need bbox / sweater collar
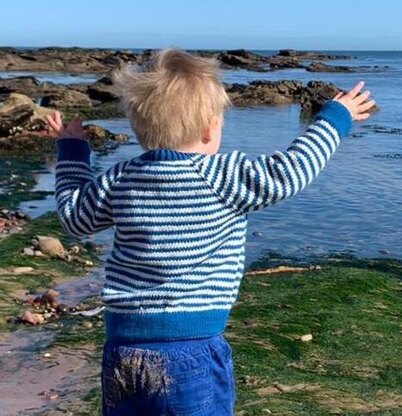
[140,148,200,161]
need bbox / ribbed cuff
[56,138,91,164]
[316,100,353,139]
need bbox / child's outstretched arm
[195,81,375,214]
[47,112,127,237]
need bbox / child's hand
[45,111,86,140]
[333,81,376,121]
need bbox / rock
[300,81,341,116]
[268,56,302,69]
[43,352,52,358]
[69,245,80,254]
[22,247,34,256]
[37,236,65,257]
[84,124,129,152]
[20,310,45,325]
[226,80,303,106]
[300,334,313,342]
[87,76,118,103]
[276,49,353,60]
[13,266,34,274]
[307,62,354,73]
[0,93,55,138]
[217,50,270,72]
[41,89,93,108]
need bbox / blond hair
[112,49,230,150]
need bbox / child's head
[113,49,230,154]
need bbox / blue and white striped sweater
[55,100,352,342]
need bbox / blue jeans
[101,334,236,415]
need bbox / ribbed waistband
[104,309,230,343]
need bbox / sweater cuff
[316,100,353,139]
[57,138,91,164]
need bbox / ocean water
[4,50,402,265]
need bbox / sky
[1,0,401,51]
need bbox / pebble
[23,247,35,256]
[85,260,94,267]
[13,266,34,274]
[81,321,94,329]
[70,245,80,254]
[43,352,52,358]
[300,334,313,342]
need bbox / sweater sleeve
[55,138,127,237]
[192,100,352,214]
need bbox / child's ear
[201,116,220,144]
[201,122,213,144]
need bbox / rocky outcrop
[41,89,93,108]
[0,47,358,75]
[0,93,128,153]
[306,62,355,73]
[276,49,353,60]
[0,93,54,138]
[268,56,303,69]
[299,81,341,116]
[226,80,303,106]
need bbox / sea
[2,50,402,265]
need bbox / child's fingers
[347,81,365,99]
[355,113,371,121]
[354,90,371,105]
[333,92,343,100]
[45,114,61,132]
[55,111,63,127]
[358,99,376,113]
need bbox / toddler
[46,49,375,416]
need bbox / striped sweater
[55,100,352,342]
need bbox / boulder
[41,89,92,108]
[276,49,352,60]
[37,236,65,257]
[226,80,303,106]
[86,76,118,103]
[307,62,354,73]
[268,56,303,69]
[300,81,341,116]
[0,93,54,138]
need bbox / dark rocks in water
[41,89,93,108]
[300,81,341,116]
[86,75,118,103]
[268,56,303,69]
[217,50,271,72]
[0,76,73,101]
[277,49,353,60]
[306,62,355,73]
[0,93,54,138]
[84,124,128,152]
[226,80,303,106]
[0,76,41,97]
[362,125,402,135]
[0,93,128,153]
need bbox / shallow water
[5,51,402,264]
[0,71,99,84]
